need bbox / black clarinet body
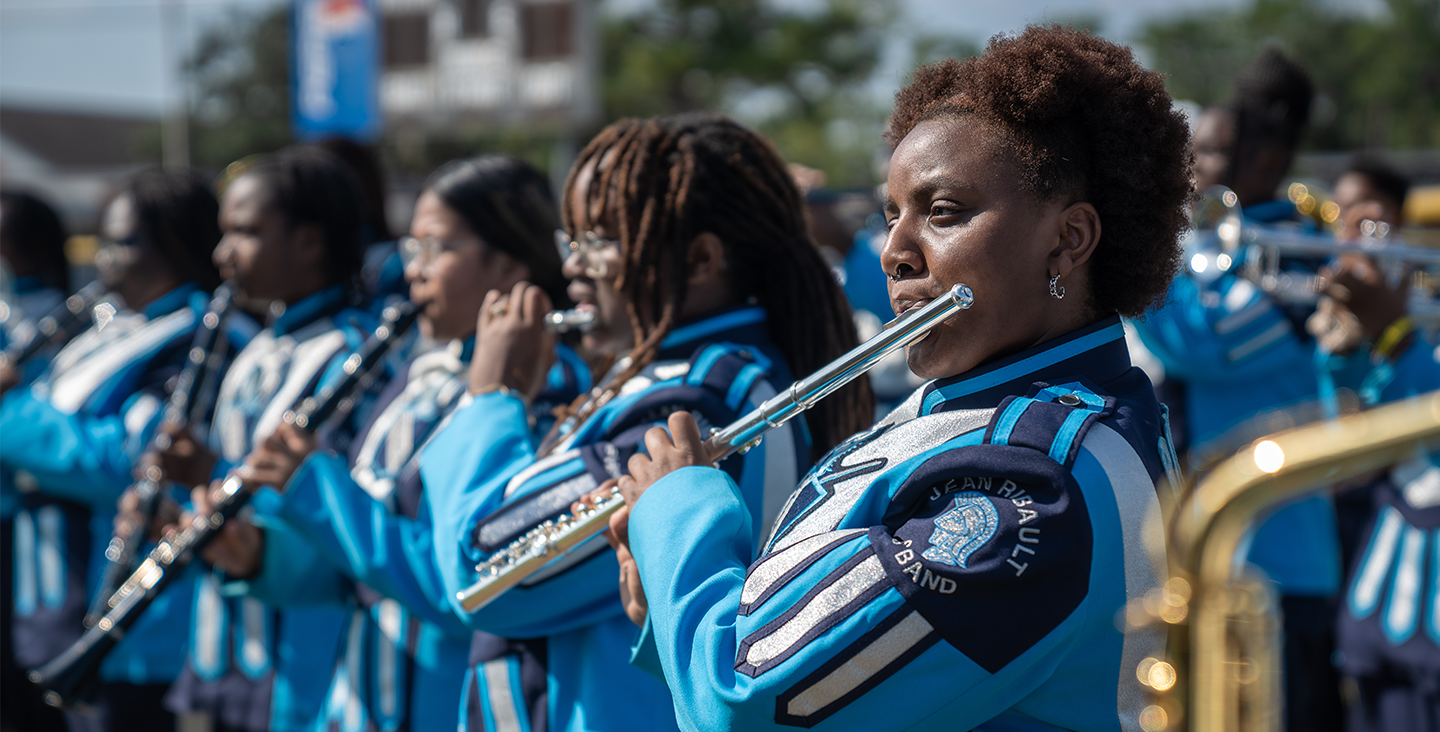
[84,284,236,629]
[28,300,419,709]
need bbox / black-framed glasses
[554,229,618,279]
[399,236,481,269]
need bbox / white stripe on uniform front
[743,555,886,670]
[240,597,270,675]
[1225,320,1290,363]
[343,609,365,732]
[13,509,36,615]
[1213,299,1273,336]
[482,658,522,732]
[1083,424,1168,732]
[742,530,867,607]
[377,600,402,718]
[1351,507,1405,618]
[1384,525,1427,643]
[746,380,798,550]
[194,574,225,676]
[49,308,195,413]
[784,610,934,719]
[36,505,65,608]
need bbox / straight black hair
[424,155,569,307]
[125,169,223,291]
[0,190,70,293]
[241,146,366,292]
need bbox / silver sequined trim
[784,610,934,718]
[742,530,866,607]
[743,554,885,670]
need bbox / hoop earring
[1049,273,1065,300]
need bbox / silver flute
[544,309,597,334]
[455,282,975,612]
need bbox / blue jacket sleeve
[1134,274,1313,384]
[226,486,352,607]
[0,387,165,507]
[628,461,1100,732]
[420,391,622,637]
[277,451,471,635]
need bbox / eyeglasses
[554,229,618,279]
[399,236,481,269]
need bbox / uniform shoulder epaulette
[981,379,1115,469]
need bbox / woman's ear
[1048,202,1101,279]
[686,231,728,287]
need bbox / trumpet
[85,284,236,630]
[1185,186,1440,307]
[455,283,976,612]
[0,281,111,372]
[544,308,596,334]
[28,300,420,709]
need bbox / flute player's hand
[616,411,710,507]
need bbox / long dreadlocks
[560,112,874,460]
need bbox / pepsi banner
[292,0,381,140]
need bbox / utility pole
[159,0,189,169]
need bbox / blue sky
[0,0,1266,116]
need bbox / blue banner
[292,0,381,141]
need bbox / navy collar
[141,283,202,320]
[271,286,349,336]
[656,305,768,360]
[919,316,1130,415]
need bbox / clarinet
[28,300,420,709]
[0,281,110,371]
[84,284,236,629]
[455,283,975,612]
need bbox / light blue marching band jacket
[0,276,68,522]
[166,285,375,732]
[424,306,812,732]
[0,276,68,396]
[1131,201,1339,597]
[628,316,1178,731]
[1,283,254,685]
[249,337,588,732]
[1327,333,1440,711]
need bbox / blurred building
[377,0,600,133]
[0,104,156,232]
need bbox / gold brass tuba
[1133,390,1440,731]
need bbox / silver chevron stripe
[784,610,934,719]
[769,407,994,554]
[742,554,886,670]
[741,529,866,607]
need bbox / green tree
[185,5,293,170]
[601,0,898,187]
[1140,0,1440,150]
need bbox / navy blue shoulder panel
[981,379,1114,469]
[874,443,1093,674]
[471,343,775,553]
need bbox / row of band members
[0,27,1431,732]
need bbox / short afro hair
[886,25,1193,318]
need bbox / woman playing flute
[608,26,1193,732]
[422,112,874,731]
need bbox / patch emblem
[922,491,997,568]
